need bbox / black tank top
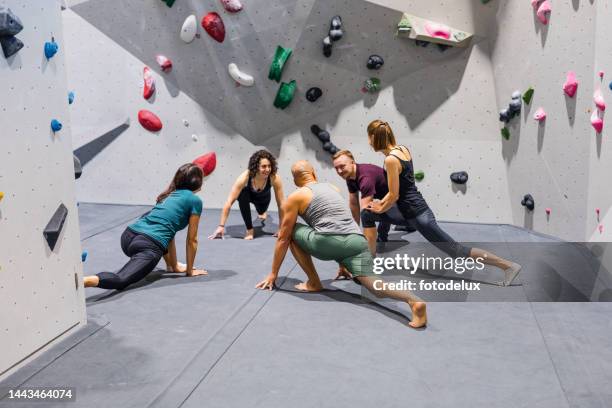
[384,146,429,218]
[247,174,272,198]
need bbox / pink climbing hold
[424,22,451,40]
[591,111,604,133]
[143,67,155,100]
[220,0,243,13]
[563,71,578,98]
[533,107,547,122]
[599,71,605,79]
[156,55,173,72]
[545,208,551,215]
[536,0,551,25]
[201,12,225,43]
[594,90,606,111]
[599,224,604,234]
[138,110,163,132]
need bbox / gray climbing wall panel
[64,0,513,225]
[0,0,86,380]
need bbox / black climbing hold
[73,155,82,179]
[43,203,68,251]
[450,171,468,184]
[367,54,384,70]
[323,36,332,57]
[310,124,322,136]
[322,141,333,152]
[328,144,339,155]
[508,99,522,116]
[0,7,23,36]
[306,87,323,102]
[317,130,331,143]
[330,15,342,30]
[415,40,429,47]
[0,35,23,58]
[437,44,450,52]
[521,194,535,211]
[499,108,511,123]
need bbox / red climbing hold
[156,55,173,72]
[201,12,225,43]
[138,110,163,132]
[143,67,155,100]
[193,152,217,176]
[220,0,243,13]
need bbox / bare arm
[163,239,178,270]
[209,171,248,239]
[185,214,204,276]
[370,156,400,213]
[349,192,361,225]
[271,174,285,222]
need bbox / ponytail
[156,163,204,204]
[367,119,396,151]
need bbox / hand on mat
[366,201,384,214]
[273,230,279,237]
[208,226,225,239]
[334,265,352,280]
[167,262,187,273]
[187,268,208,277]
[255,274,276,291]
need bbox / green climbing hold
[274,80,296,109]
[268,45,292,82]
[397,15,411,34]
[501,127,510,140]
[161,0,176,7]
[364,77,381,93]
[522,87,534,104]
[414,170,425,182]
[481,0,492,3]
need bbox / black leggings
[361,205,410,240]
[238,187,271,230]
[404,208,472,258]
[96,228,164,290]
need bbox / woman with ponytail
[84,163,208,291]
[365,120,522,287]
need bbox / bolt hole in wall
[2,0,612,403]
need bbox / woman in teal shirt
[84,163,207,290]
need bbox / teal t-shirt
[129,189,203,249]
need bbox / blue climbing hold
[50,119,62,132]
[609,81,612,91]
[44,38,58,59]
[68,91,75,104]
[81,251,88,262]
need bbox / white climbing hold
[533,107,546,122]
[511,90,521,100]
[183,119,189,127]
[228,63,254,87]
[220,0,243,13]
[192,134,198,142]
[181,15,197,43]
[594,89,606,112]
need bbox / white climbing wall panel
[0,0,86,379]
[65,0,513,224]
[489,0,598,241]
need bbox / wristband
[218,224,225,227]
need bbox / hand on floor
[255,274,276,291]
[167,262,187,273]
[334,265,352,280]
[208,226,225,239]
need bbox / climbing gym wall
[0,0,86,379]
[64,0,513,224]
[489,0,601,241]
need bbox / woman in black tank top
[209,150,285,240]
[365,120,521,287]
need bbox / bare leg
[469,248,521,286]
[84,275,99,288]
[356,275,427,328]
[289,240,323,292]
[244,229,255,240]
[363,227,378,256]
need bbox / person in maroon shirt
[332,150,414,255]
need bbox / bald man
[255,160,427,328]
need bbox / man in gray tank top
[255,160,427,329]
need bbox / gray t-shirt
[300,183,362,235]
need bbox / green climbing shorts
[291,223,374,278]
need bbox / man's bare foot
[84,276,99,288]
[244,229,254,240]
[294,280,323,292]
[334,265,352,280]
[502,262,522,286]
[408,302,427,328]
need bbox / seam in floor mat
[145,263,299,408]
